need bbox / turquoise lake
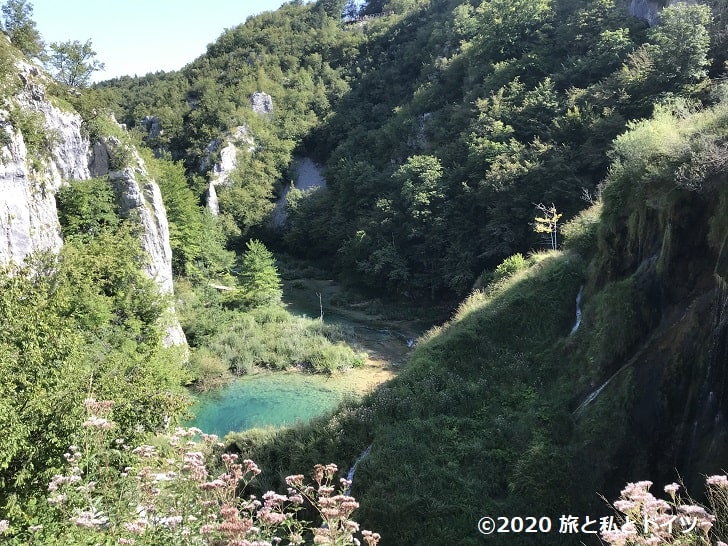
[188,372,355,437]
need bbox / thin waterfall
[570,285,583,335]
[345,445,372,496]
[572,326,663,418]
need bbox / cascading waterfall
[345,445,372,496]
[572,378,613,418]
[572,325,664,418]
[570,285,583,335]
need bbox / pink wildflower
[132,445,156,458]
[286,474,305,487]
[82,415,115,429]
[244,459,261,475]
[613,499,636,513]
[664,482,680,496]
[123,520,147,535]
[262,491,288,508]
[0,520,8,534]
[159,515,183,529]
[83,397,114,414]
[361,530,381,546]
[259,508,287,525]
[70,508,108,528]
[707,475,728,488]
[47,493,67,504]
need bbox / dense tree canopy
[97,0,719,301]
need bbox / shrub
[56,177,119,240]
[492,252,529,283]
[187,347,234,392]
[0,397,381,546]
[8,104,59,169]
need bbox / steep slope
[570,101,728,500]
[0,62,86,264]
[227,98,728,545]
[0,43,185,346]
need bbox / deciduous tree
[0,0,42,57]
[46,39,104,87]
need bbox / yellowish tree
[534,203,562,250]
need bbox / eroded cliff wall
[0,61,186,347]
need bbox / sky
[29,1,291,82]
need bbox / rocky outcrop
[92,137,187,347]
[201,93,272,213]
[200,125,254,215]
[140,115,162,140]
[0,63,89,265]
[0,62,186,347]
[207,182,220,216]
[251,91,273,114]
[271,156,327,228]
[629,0,700,25]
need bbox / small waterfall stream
[572,377,614,418]
[345,445,372,496]
[570,286,583,335]
[573,325,664,418]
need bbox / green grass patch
[177,280,364,388]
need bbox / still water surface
[189,372,353,436]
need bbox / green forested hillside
[230,97,728,545]
[100,0,715,299]
[3,0,728,544]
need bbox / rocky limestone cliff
[629,0,700,25]
[0,63,186,347]
[200,124,253,215]
[85,136,187,347]
[201,92,271,214]
[251,91,273,114]
[0,63,87,265]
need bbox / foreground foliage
[602,478,728,545]
[0,228,189,518]
[0,398,380,546]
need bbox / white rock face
[0,63,186,347]
[201,125,254,214]
[94,138,187,347]
[201,94,272,213]
[110,168,187,347]
[110,166,175,296]
[0,67,89,265]
[251,91,273,114]
[629,0,700,25]
[272,156,327,228]
[207,182,219,216]
[210,141,240,185]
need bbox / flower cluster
[602,476,728,546]
[82,397,115,430]
[0,398,379,546]
[285,464,381,546]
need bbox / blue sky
[30,1,290,81]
